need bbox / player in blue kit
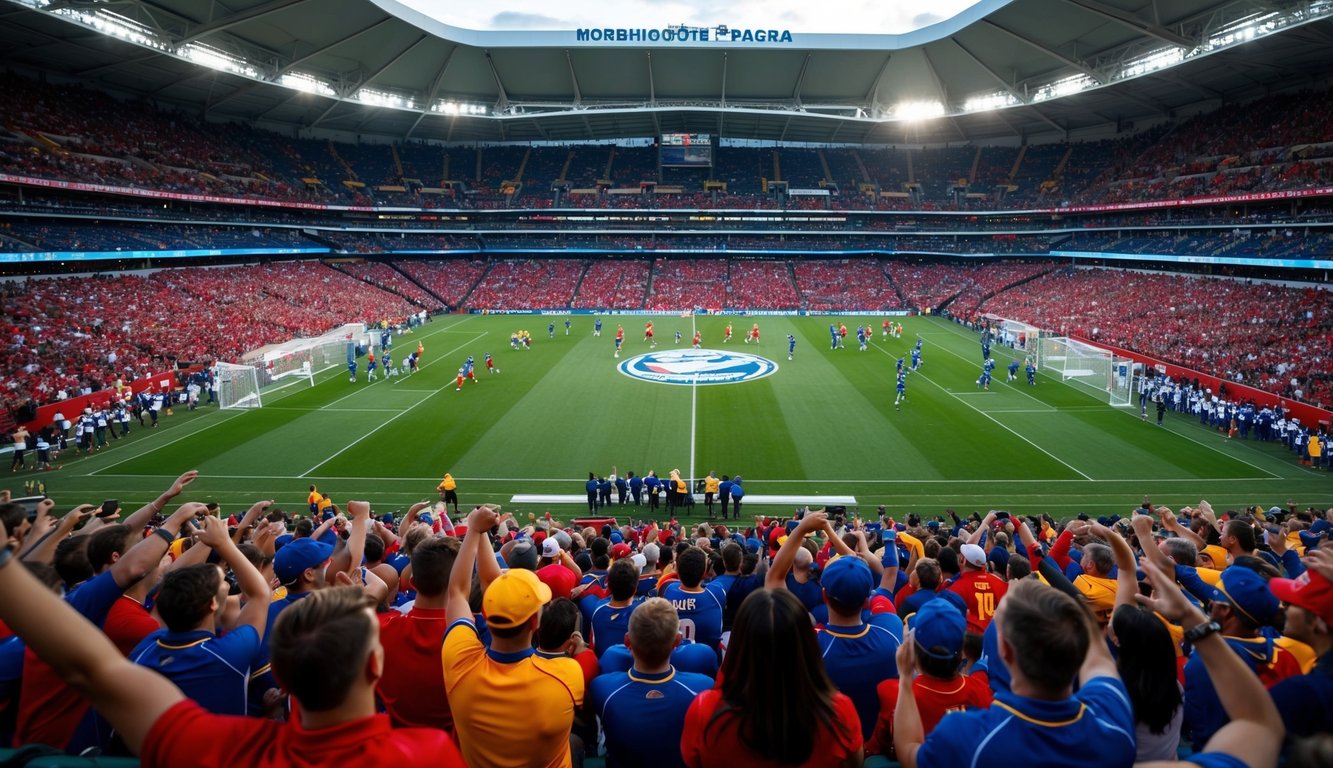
[593,317,602,337]
[895,371,907,410]
[1008,359,1021,382]
[910,347,922,371]
[347,358,357,382]
[548,322,556,339]
[897,357,905,376]
[830,324,840,350]
[659,548,725,655]
[675,330,683,345]
[1026,358,1037,385]
[977,368,992,390]
[787,334,796,360]
[857,326,868,352]
[564,318,571,335]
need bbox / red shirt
[947,570,1008,633]
[535,563,579,600]
[376,607,453,732]
[141,698,463,768]
[103,595,161,657]
[680,688,862,768]
[865,671,992,757]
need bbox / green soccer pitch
[28,314,1330,521]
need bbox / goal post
[1038,336,1133,407]
[215,362,261,410]
[989,316,1043,356]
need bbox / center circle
[617,348,779,386]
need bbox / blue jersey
[917,677,1134,768]
[915,338,923,351]
[897,376,907,394]
[911,350,921,364]
[788,335,796,352]
[897,358,905,373]
[984,358,996,372]
[817,619,904,740]
[129,627,260,716]
[589,667,714,768]
[589,598,643,657]
[1009,361,1021,374]
[383,352,392,368]
[660,581,726,653]
[595,319,603,331]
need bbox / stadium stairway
[389,262,451,308]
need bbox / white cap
[960,544,988,568]
[631,553,647,571]
[541,538,561,559]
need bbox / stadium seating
[465,259,585,309]
[571,260,651,309]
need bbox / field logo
[618,348,777,386]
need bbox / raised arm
[893,638,925,768]
[194,516,270,637]
[447,506,499,625]
[230,500,272,545]
[123,470,199,531]
[1135,558,1283,768]
[967,512,997,546]
[21,504,95,563]
[764,512,826,590]
[1159,507,1204,549]
[1131,515,1174,573]
[1090,523,1138,609]
[0,518,184,754]
[112,503,206,589]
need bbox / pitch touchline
[88,473,1280,484]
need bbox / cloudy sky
[397,0,985,35]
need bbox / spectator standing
[444,505,584,768]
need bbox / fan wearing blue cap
[1182,565,1301,748]
[765,511,903,744]
[865,599,992,757]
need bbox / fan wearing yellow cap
[443,505,585,768]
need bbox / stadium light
[962,92,1020,113]
[180,43,259,78]
[280,72,336,97]
[357,88,417,110]
[892,100,946,121]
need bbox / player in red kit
[692,330,702,349]
[723,323,733,343]
[456,368,465,392]
[644,321,655,347]
[614,325,625,358]
[749,323,760,344]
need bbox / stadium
[0,0,1331,765]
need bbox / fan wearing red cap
[443,506,584,768]
[1268,551,1333,737]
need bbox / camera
[14,495,46,523]
[98,499,120,518]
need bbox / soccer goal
[215,362,262,410]
[1039,336,1134,407]
[990,316,1042,354]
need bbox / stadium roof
[2,0,1333,144]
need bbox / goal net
[988,316,1042,354]
[215,362,261,410]
[1038,337,1134,407]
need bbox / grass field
[24,314,1330,521]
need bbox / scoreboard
[660,133,713,167]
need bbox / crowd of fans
[2,262,421,412]
[975,268,1333,407]
[4,74,1333,213]
[0,479,1326,767]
